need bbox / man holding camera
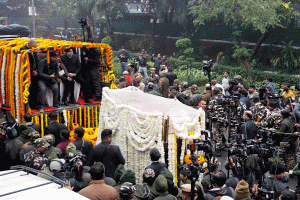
[118,47,129,73]
[136,50,148,78]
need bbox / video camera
[78,18,87,27]
[203,60,213,72]
[257,188,275,200]
[66,154,87,173]
[187,139,213,153]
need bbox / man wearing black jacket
[136,50,148,78]
[73,127,93,158]
[146,148,167,179]
[172,86,188,105]
[241,111,258,140]
[44,112,67,146]
[20,39,39,109]
[82,47,102,102]
[37,51,62,111]
[60,48,85,105]
[117,47,129,73]
[151,54,163,75]
[166,67,177,86]
[87,129,125,178]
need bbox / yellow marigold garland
[84,107,86,128]
[174,134,178,186]
[41,114,44,137]
[91,107,94,128]
[87,107,90,128]
[79,107,82,126]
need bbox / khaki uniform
[159,77,169,98]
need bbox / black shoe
[62,101,69,106]
[70,99,78,104]
[85,99,92,104]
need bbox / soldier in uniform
[158,71,169,98]
[208,88,227,155]
[275,109,298,170]
[181,82,192,101]
[250,94,270,124]
[23,138,49,171]
[259,99,282,130]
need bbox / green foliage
[188,0,296,33]
[174,67,208,85]
[279,41,300,72]
[101,36,113,46]
[149,43,159,55]
[232,45,252,61]
[175,38,192,50]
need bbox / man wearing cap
[37,50,62,112]
[23,138,49,171]
[150,68,159,84]
[44,134,63,158]
[158,71,169,98]
[60,48,85,105]
[241,111,258,140]
[181,82,192,101]
[118,47,130,73]
[119,182,136,200]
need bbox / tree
[188,0,297,84]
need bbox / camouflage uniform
[259,108,282,130]
[158,77,169,98]
[182,89,193,101]
[250,103,270,123]
[208,94,227,148]
[24,149,48,171]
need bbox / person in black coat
[166,67,177,86]
[44,112,68,146]
[81,47,102,103]
[145,148,167,179]
[20,40,40,109]
[241,111,258,140]
[87,129,125,178]
[60,48,85,105]
[72,127,93,159]
[151,54,163,75]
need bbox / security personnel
[158,71,169,98]
[250,94,270,123]
[208,88,227,152]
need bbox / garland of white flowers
[15,53,21,122]
[98,87,164,184]
[1,52,6,103]
[63,110,68,127]
[168,133,176,182]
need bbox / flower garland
[92,107,95,128]
[87,107,90,128]
[15,53,21,122]
[68,110,70,130]
[45,114,48,126]
[174,134,178,186]
[1,52,6,103]
[57,113,60,123]
[84,107,86,128]
[75,110,78,124]
[79,107,82,126]
[41,114,44,137]
[63,110,68,127]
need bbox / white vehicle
[0,166,88,200]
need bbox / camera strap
[97,144,110,162]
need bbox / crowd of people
[1,42,300,199]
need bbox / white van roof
[0,170,88,200]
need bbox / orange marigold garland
[91,106,94,128]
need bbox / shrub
[101,36,113,46]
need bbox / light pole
[29,0,36,37]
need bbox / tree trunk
[248,31,269,63]
[241,59,253,85]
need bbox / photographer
[201,157,221,193]
[117,47,130,73]
[253,162,289,197]
[136,50,148,78]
